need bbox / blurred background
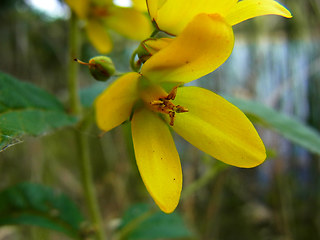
[0,0,319,239]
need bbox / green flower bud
[75,56,115,81]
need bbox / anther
[166,86,178,100]
[149,86,188,126]
[169,112,175,126]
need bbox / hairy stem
[68,11,81,115]
[68,11,106,240]
[76,127,106,240]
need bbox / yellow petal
[95,72,140,132]
[65,0,89,18]
[136,38,173,65]
[142,38,173,55]
[103,6,153,40]
[92,0,113,5]
[86,20,112,53]
[146,0,167,22]
[132,0,149,12]
[147,0,237,35]
[131,108,182,213]
[225,0,292,26]
[141,14,234,84]
[170,87,266,168]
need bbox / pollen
[150,86,188,126]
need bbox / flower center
[150,86,188,126]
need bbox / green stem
[129,28,160,72]
[130,48,140,72]
[150,28,160,37]
[76,127,106,240]
[68,11,106,240]
[68,11,81,115]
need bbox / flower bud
[88,56,115,81]
[75,56,115,81]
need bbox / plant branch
[68,11,81,115]
[68,11,106,240]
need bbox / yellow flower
[147,0,292,35]
[65,0,153,53]
[95,14,266,213]
[133,0,292,69]
[132,0,149,12]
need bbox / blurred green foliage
[0,72,77,150]
[0,182,85,238]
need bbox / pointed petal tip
[226,0,293,26]
[148,183,181,214]
[237,145,267,169]
[284,9,293,19]
[152,187,181,214]
[276,3,293,19]
[157,200,179,214]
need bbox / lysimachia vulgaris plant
[65,0,153,53]
[94,0,292,213]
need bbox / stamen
[169,112,175,126]
[175,105,188,113]
[166,85,178,100]
[150,86,188,126]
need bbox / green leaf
[0,72,77,151]
[227,97,320,155]
[0,182,85,239]
[117,203,193,240]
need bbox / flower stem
[130,48,140,72]
[76,127,106,240]
[129,29,160,72]
[68,11,81,115]
[150,28,160,37]
[68,11,106,240]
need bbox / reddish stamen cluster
[150,86,188,126]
